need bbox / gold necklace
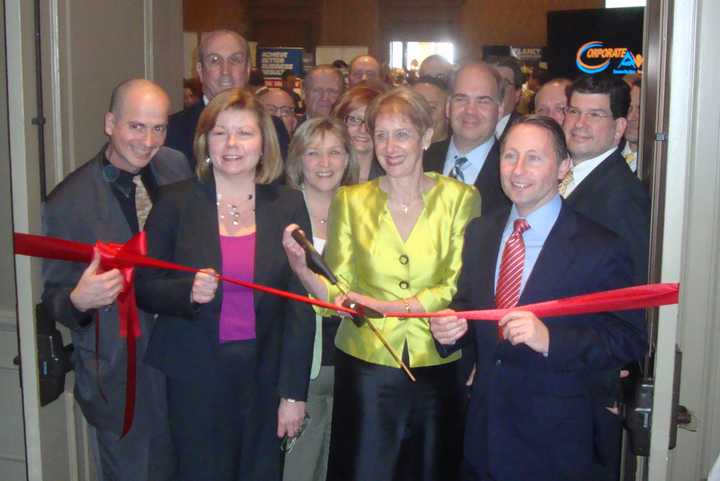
[391,194,422,215]
[301,186,329,225]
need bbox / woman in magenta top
[136,88,314,481]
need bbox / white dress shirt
[442,136,496,185]
[563,146,618,197]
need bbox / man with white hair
[165,30,289,167]
[259,88,298,136]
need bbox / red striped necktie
[495,218,531,336]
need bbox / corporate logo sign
[576,41,643,75]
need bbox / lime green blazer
[321,173,481,368]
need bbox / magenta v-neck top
[219,233,256,342]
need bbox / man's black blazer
[423,138,510,216]
[41,147,190,439]
[135,175,315,401]
[565,148,650,284]
[496,110,522,144]
[165,100,290,170]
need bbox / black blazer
[449,204,647,481]
[136,176,315,400]
[165,100,290,170]
[423,138,510,215]
[565,148,650,284]
[496,110,522,144]
[41,147,191,436]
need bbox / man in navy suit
[430,116,647,481]
[561,75,649,285]
[165,29,288,169]
[561,75,651,479]
[423,62,510,215]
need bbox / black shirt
[101,153,159,234]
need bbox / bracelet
[285,398,297,403]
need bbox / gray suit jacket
[41,145,191,436]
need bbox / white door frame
[648,0,720,479]
[6,0,45,479]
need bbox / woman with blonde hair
[283,87,481,481]
[137,88,315,481]
[283,116,358,481]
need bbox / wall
[45,0,184,178]
[0,1,25,477]
[666,0,720,477]
[459,0,602,58]
[3,1,185,479]
[182,0,603,61]
[0,0,16,312]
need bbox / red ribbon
[385,283,680,320]
[14,232,681,433]
[15,232,145,437]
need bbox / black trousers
[326,350,464,481]
[167,340,283,481]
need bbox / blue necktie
[450,156,468,183]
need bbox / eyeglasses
[280,413,311,453]
[536,105,566,117]
[345,114,366,127]
[265,105,295,118]
[202,53,247,70]
[350,70,379,80]
[565,107,612,122]
[309,87,340,99]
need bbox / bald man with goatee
[42,79,191,481]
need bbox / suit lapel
[566,149,622,204]
[520,204,579,304]
[193,176,222,271]
[479,210,508,303]
[89,150,134,242]
[253,184,276,311]
[423,138,451,173]
[189,177,223,344]
[474,141,500,192]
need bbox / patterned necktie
[450,156,468,183]
[558,168,574,198]
[133,175,152,231]
[624,150,637,173]
[495,218,531,337]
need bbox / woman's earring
[206,157,211,164]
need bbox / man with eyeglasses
[165,29,289,168]
[533,77,572,126]
[259,88,298,136]
[302,65,344,120]
[561,74,650,481]
[348,54,382,87]
[424,62,511,216]
[418,54,453,84]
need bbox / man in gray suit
[42,79,191,481]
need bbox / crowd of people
[41,27,649,481]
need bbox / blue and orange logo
[576,41,643,75]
